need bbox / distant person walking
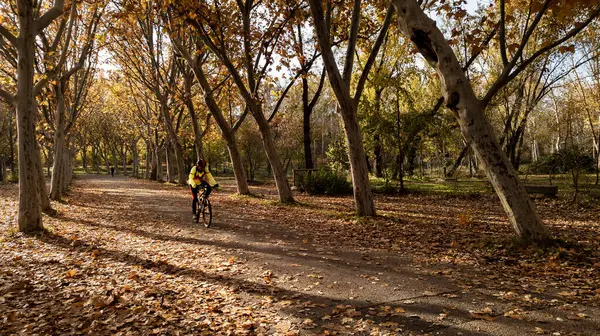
[110,166,115,177]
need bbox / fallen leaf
[566,313,587,320]
[65,269,77,278]
[302,318,315,327]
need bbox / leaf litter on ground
[1,176,599,335]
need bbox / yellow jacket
[188,165,217,188]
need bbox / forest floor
[1,175,599,335]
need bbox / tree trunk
[399,160,405,191]
[596,131,600,185]
[150,137,159,181]
[514,128,526,172]
[166,142,176,183]
[121,145,127,176]
[594,153,600,185]
[374,134,383,178]
[571,169,580,203]
[340,106,375,215]
[82,145,88,172]
[308,0,375,216]
[0,158,5,182]
[469,152,474,177]
[150,148,158,180]
[160,102,186,185]
[111,148,118,175]
[50,83,66,200]
[133,140,139,178]
[506,128,521,171]
[303,109,314,169]
[95,147,101,174]
[224,134,250,193]
[105,156,111,173]
[251,103,294,202]
[35,141,52,213]
[9,110,15,173]
[392,0,549,242]
[184,70,205,161]
[395,151,406,191]
[92,146,99,173]
[302,76,315,170]
[46,149,52,177]
[374,89,383,178]
[191,13,292,201]
[145,140,151,179]
[15,3,43,232]
[447,141,470,178]
[60,147,70,194]
[190,62,251,194]
[154,141,163,181]
[407,142,418,176]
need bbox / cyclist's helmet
[196,159,206,168]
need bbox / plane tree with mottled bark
[108,3,187,185]
[0,0,72,232]
[307,0,394,216]
[37,2,104,200]
[390,0,600,242]
[164,22,251,195]
[167,0,300,203]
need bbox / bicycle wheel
[201,198,212,228]
[195,197,202,223]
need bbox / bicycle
[194,185,212,228]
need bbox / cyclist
[188,159,218,219]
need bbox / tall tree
[307,0,394,215]
[281,12,328,170]
[171,0,297,203]
[169,33,251,195]
[0,0,67,232]
[110,4,187,184]
[44,2,103,200]
[390,0,600,242]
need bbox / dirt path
[1,175,599,335]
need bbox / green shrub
[326,139,350,172]
[6,171,18,183]
[297,169,353,195]
[378,183,398,194]
[529,148,595,174]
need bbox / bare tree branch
[353,3,394,104]
[0,86,15,104]
[343,0,362,87]
[499,0,508,66]
[35,0,66,32]
[484,5,600,104]
[0,24,17,46]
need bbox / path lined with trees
[2,0,600,334]
[1,0,600,241]
[0,0,600,242]
[1,175,599,334]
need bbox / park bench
[524,185,558,197]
